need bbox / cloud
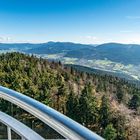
[113,33,140,44]
[0,36,12,42]
[85,36,98,40]
[126,16,140,19]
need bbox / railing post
[7,126,11,140]
[21,137,26,140]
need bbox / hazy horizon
[1,41,140,46]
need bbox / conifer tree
[103,124,117,140]
[99,95,110,129]
[116,86,124,103]
[129,94,140,110]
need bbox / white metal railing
[0,111,44,140]
[0,86,104,140]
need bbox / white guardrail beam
[0,111,44,140]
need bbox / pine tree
[56,83,67,112]
[99,95,110,129]
[66,91,79,121]
[103,124,117,140]
[111,111,127,140]
[78,83,98,127]
[78,85,89,125]
[129,94,140,110]
[116,86,124,103]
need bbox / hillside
[65,64,140,85]
[0,52,140,139]
[0,43,39,50]
[1,42,140,81]
[65,43,140,65]
[25,42,93,54]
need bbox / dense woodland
[0,52,140,140]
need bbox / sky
[0,0,140,44]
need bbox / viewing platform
[0,86,104,140]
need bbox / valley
[1,42,140,81]
[38,53,140,81]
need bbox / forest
[0,52,140,140]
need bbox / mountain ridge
[1,41,140,81]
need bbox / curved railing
[0,86,104,140]
[0,111,44,140]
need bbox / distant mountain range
[25,42,94,54]
[1,41,139,65]
[64,43,140,65]
[1,42,140,65]
[1,41,140,81]
[0,42,92,51]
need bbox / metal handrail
[0,86,104,140]
[0,111,44,140]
